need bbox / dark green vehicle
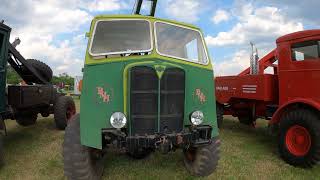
[63,1,220,178]
[0,21,76,166]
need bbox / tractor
[0,21,76,165]
[63,0,220,179]
[215,29,320,167]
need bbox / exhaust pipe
[250,42,259,75]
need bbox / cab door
[279,39,320,105]
[0,28,9,113]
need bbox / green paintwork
[80,15,218,149]
[0,25,10,113]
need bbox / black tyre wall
[216,103,224,128]
[27,59,53,83]
[54,96,76,130]
[63,114,104,180]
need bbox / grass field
[0,99,319,180]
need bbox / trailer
[215,29,320,167]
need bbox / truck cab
[0,23,10,113]
[276,30,320,111]
[63,14,220,179]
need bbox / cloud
[163,0,202,23]
[211,9,230,24]
[263,0,320,26]
[0,0,127,76]
[209,1,306,76]
[3,0,92,76]
[206,3,303,47]
[213,50,249,76]
[86,0,129,12]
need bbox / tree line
[6,66,74,89]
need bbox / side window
[291,40,319,61]
[185,39,199,62]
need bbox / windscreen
[90,20,152,56]
[155,22,208,64]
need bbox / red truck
[215,29,320,167]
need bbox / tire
[16,113,37,126]
[63,114,104,180]
[279,109,320,168]
[27,59,53,83]
[127,149,151,159]
[216,103,224,128]
[54,96,76,130]
[183,138,220,177]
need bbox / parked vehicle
[0,21,76,165]
[215,29,320,167]
[63,0,220,179]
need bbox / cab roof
[276,29,320,43]
[0,22,11,32]
[92,14,201,31]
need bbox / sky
[1,0,319,76]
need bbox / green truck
[63,1,220,178]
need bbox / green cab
[63,14,220,179]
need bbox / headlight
[190,111,204,125]
[110,112,127,129]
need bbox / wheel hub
[285,125,311,156]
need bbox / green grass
[0,99,319,179]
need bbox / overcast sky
[1,0,319,76]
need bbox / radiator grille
[130,66,185,135]
[130,66,158,135]
[160,68,185,133]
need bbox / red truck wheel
[285,125,311,156]
[279,109,320,168]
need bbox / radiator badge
[154,65,166,79]
[96,85,113,104]
[193,88,206,104]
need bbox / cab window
[89,20,152,57]
[155,22,208,65]
[291,40,320,61]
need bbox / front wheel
[183,138,220,176]
[54,96,76,130]
[279,109,320,168]
[63,114,105,180]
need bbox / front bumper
[102,125,212,153]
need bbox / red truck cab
[215,29,320,167]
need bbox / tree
[6,65,21,84]
[52,73,74,90]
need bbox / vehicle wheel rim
[66,106,76,123]
[285,125,311,156]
